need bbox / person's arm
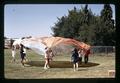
[71,54,74,62]
[78,51,81,57]
[49,51,54,60]
[51,51,54,57]
[44,51,47,58]
[23,48,26,54]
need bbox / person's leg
[44,62,47,69]
[12,50,16,62]
[20,53,25,66]
[84,56,86,63]
[76,62,79,71]
[86,56,88,63]
[23,54,26,61]
[79,57,82,63]
[21,59,24,66]
[84,55,86,64]
[44,59,48,69]
[73,63,76,71]
[44,61,47,68]
[21,57,25,66]
[20,53,23,65]
[85,56,88,64]
[23,54,28,63]
[81,57,82,62]
[47,59,50,68]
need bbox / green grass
[4,49,115,79]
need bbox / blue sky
[4,4,115,38]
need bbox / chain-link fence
[52,45,115,56]
[91,46,115,55]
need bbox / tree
[51,4,115,46]
[51,16,67,37]
[51,5,97,45]
[95,4,115,45]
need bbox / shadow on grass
[25,61,99,68]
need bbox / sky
[4,4,115,38]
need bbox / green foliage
[98,4,115,45]
[51,4,115,46]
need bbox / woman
[71,48,79,71]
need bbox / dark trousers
[20,52,26,60]
[84,56,88,64]
[20,52,26,66]
[78,57,82,63]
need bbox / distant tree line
[51,4,115,46]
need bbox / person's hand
[23,52,25,53]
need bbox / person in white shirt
[78,49,82,63]
[44,47,54,69]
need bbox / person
[84,49,90,64]
[44,47,54,69]
[71,48,79,71]
[20,44,26,66]
[48,48,54,61]
[78,48,83,64]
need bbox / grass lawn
[4,49,115,79]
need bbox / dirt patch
[25,61,99,68]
